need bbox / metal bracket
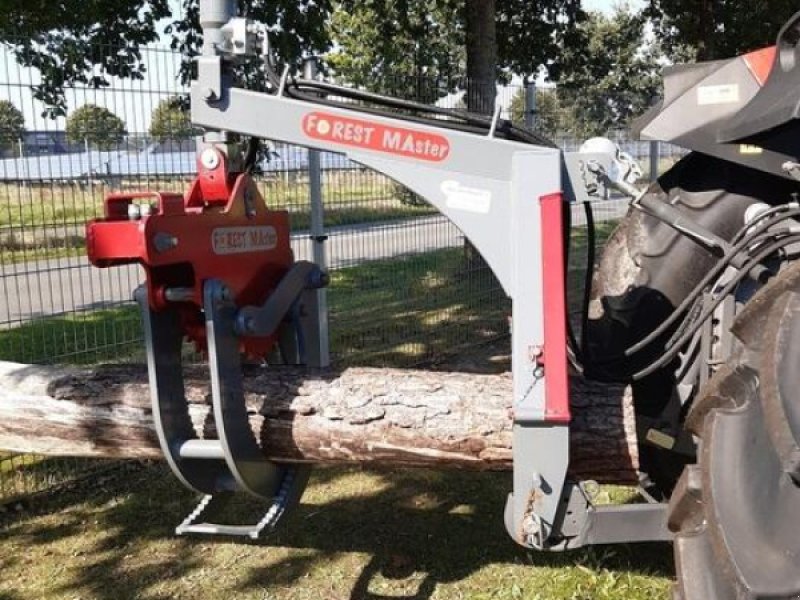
[526,481,672,550]
[236,261,327,338]
[197,56,224,104]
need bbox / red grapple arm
[86,149,294,357]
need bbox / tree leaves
[3,0,170,117]
[555,8,662,137]
[0,100,26,152]
[65,104,127,149]
[648,0,799,61]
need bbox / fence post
[525,80,537,130]
[649,140,660,182]
[17,138,27,188]
[304,57,330,368]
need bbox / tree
[66,105,127,150]
[554,7,662,139]
[149,97,195,143]
[648,0,799,61]
[0,101,25,153]
[4,1,333,117]
[5,0,587,119]
[465,0,498,113]
[328,0,464,102]
[509,87,562,139]
[332,0,585,111]
[4,1,171,117]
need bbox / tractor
[85,2,800,597]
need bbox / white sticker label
[212,226,278,255]
[697,84,740,106]
[441,180,492,214]
[739,144,763,155]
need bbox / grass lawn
[0,214,676,599]
[0,464,672,600]
[0,174,436,264]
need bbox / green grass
[0,246,506,367]
[0,306,143,365]
[0,465,672,600]
[0,175,436,264]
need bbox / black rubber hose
[590,208,800,367]
[262,58,554,147]
[580,201,596,360]
[563,198,583,366]
[288,77,556,147]
[631,233,800,380]
[243,137,259,173]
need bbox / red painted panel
[86,173,293,358]
[539,193,571,424]
[743,46,777,87]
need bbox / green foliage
[648,0,799,61]
[497,0,585,80]
[332,0,586,89]
[65,104,127,149]
[4,1,333,117]
[554,7,662,138]
[0,100,25,152]
[149,97,194,142]
[328,0,464,101]
[3,1,171,117]
[509,87,561,139]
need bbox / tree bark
[0,361,639,484]
[463,0,498,269]
[465,0,497,114]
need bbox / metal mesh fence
[0,40,686,506]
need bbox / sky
[584,0,645,13]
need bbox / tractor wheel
[670,265,800,599]
[588,152,800,495]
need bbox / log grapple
[87,145,327,538]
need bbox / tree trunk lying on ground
[0,362,639,484]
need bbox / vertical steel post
[303,57,330,368]
[199,0,235,56]
[525,81,537,131]
[649,140,660,182]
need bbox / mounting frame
[180,0,671,550]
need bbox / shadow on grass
[3,464,672,600]
[329,248,510,369]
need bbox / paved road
[0,200,628,326]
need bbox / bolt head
[200,148,220,170]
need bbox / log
[0,361,639,484]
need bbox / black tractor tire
[588,152,800,494]
[669,261,800,599]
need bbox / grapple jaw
[86,147,327,538]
